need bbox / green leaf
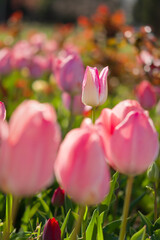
[99,172,119,214]
[65,195,74,214]
[130,226,146,240]
[103,219,121,234]
[37,195,53,218]
[37,222,42,240]
[61,209,71,240]
[130,192,146,211]
[151,229,160,240]
[71,212,79,221]
[86,209,98,240]
[83,206,88,221]
[21,206,31,231]
[138,211,153,235]
[154,217,160,230]
[103,232,118,240]
[10,231,32,240]
[97,213,104,240]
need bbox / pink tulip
[0,48,12,75]
[0,100,61,196]
[53,53,84,95]
[11,40,36,69]
[135,80,157,109]
[62,92,85,115]
[54,123,110,205]
[29,33,46,50]
[96,100,159,176]
[0,102,6,120]
[51,187,65,207]
[43,218,61,240]
[43,40,58,54]
[82,66,108,107]
[80,118,92,128]
[29,55,48,78]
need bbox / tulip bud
[82,66,108,107]
[43,218,61,240]
[135,80,157,109]
[0,102,6,120]
[147,162,159,182]
[51,187,65,207]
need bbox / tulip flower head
[29,55,47,78]
[0,100,61,196]
[82,66,108,107]
[54,123,110,205]
[96,100,159,176]
[43,218,61,240]
[0,48,12,75]
[51,187,65,207]
[135,80,157,109]
[53,53,84,95]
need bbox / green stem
[70,205,86,240]
[3,194,13,240]
[154,182,158,222]
[61,206,65,220]
[54,207,58,218]
[92,107,96,124]
[12,196,20,226]
[119,176,134,240]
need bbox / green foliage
[99,172,119,214]
[130,226,146,240]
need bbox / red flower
[43,218,61,240]
[51,187,65,207]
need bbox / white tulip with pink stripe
[82,66,109,107]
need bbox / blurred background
[0,0,160,36]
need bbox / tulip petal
[112,99,144,121]
[82,66,100,106]
[99,66,108,105]
[0,102,6,120]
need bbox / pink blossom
[82,66,108,107]
[96,100,159,176]
[53,53,84,95]
[29,55,48,78]
[0,100,61,196]
[135,80,157,109]
[29,33,46,50]
[0,48,12,75]
[54,123,110,205]
[11,40,36,69]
